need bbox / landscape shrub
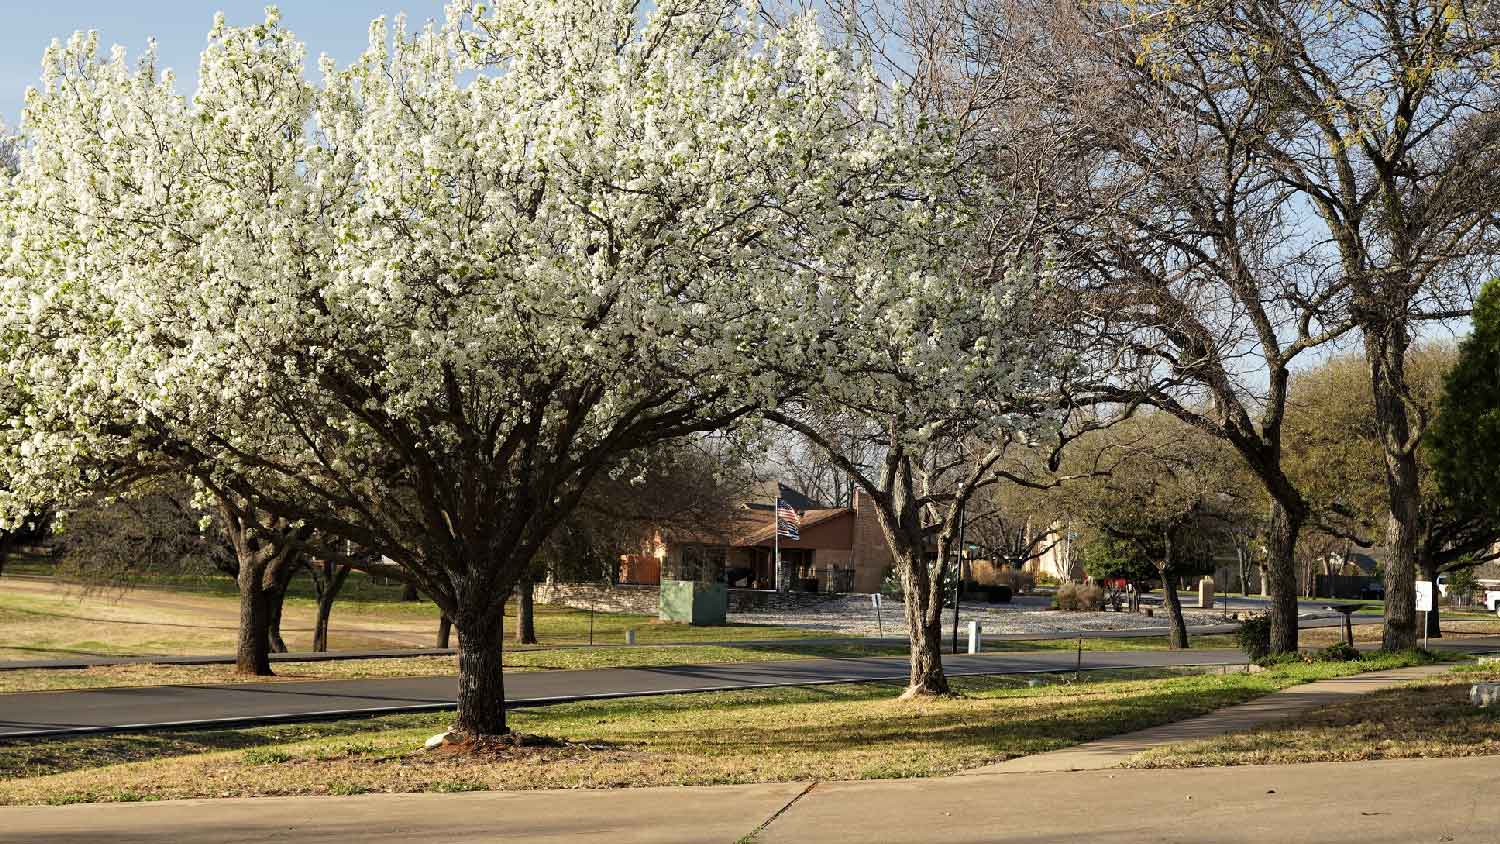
[880,562,960,601]
[1053,582,1078,610]
[995,569,1036,595]
[1052,582,1104,611]
[1078,583,1104,610]
[1237,614,1272,662]
[1035,572,1060,588]
[1312,642,1360,662]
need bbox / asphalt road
[0,648,1254,740]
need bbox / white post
[968,620,982,654]
[625,629,636,646]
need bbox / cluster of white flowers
[0,0,1040,570]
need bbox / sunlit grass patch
[0,653,1436,805]
[1129,660,1495,769]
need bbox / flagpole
[773,481,782,593]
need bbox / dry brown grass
[0,577,824,664]
[0,643,918,694]
[1129,663,1500,768]
[1295,619,1500,647]
[0,654,1438,805]
[0,580,437,660]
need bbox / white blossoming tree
[765,257,1065,696]
[1,1,959,738]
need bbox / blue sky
[0,1,447,126]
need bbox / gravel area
[728,594,1231,637]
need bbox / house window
[672,544,728,583]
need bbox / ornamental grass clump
[1053,583,1104,611]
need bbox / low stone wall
[726,588,849,612]
[535,582,660,615]
[537,581,857,616]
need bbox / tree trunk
[1161,570,1189,649]
[236,567,274,676]
[452,609,508,738]
[515,578,538,645]
[897,550,949,697]
[266,584,289,654]
[1265,499,1303,655]
[437,615,453,649]
[402,582,420,602]
[1366,324,1421,651]
[1420,558,1442,641]
[313,565,351,653]
[312,597,332,653]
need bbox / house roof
[733,507,850,547]
[1334,549,1386,574]
[744,482,824,513]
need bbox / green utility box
[659,580,728,626]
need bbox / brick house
[618,484,894,594]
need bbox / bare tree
[1129,0,1500,650]
[938,0,1362,655]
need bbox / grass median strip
[0,642,911,694]
[0,634,1254,695]
[0,651,1434,805]
[0,581,825,662]
[1127,661,1500,769]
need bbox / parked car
[1484,590,1500,615]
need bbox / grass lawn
[0,642,912,694]
[1128,661,1500,769]
[1296,619,1500,647]
[0,652,1436,805]
[0,634,1243,694]
[0,577,823,662]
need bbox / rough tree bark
[312,562,351,653]
[235,565,274,675]
[515,578,538,645]
[1160,573,1189,650]
[436,615,453,649]
[894,548,949,697]
[453,607,508,737]
[1367,326,1421,651]
[218,499,307,677]
[1157,534,1189,649]
[265,562,299,654]
[266,589,288,654]
[1265,499,1304,655]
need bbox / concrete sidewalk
[977,661,1457,773]
[3,755,1497,843]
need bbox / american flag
[775,498,801,541]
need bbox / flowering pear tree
[1,1,956,738]
[766,237,1066,695]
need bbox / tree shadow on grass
[0,710,455,780]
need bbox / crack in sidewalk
[736,781,819,843]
